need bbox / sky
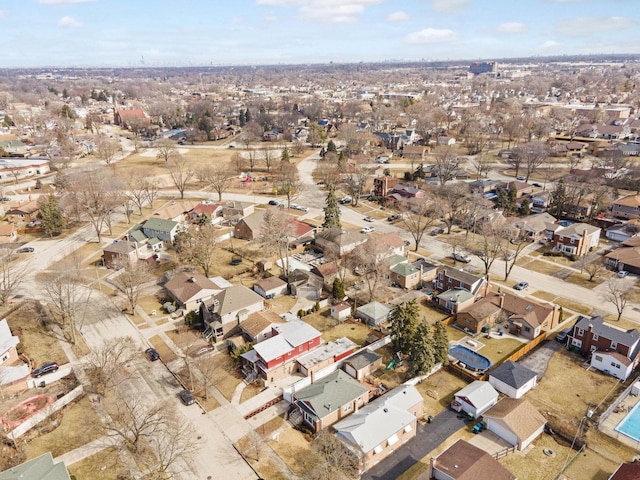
[3,0,639,68]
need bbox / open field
[68,447,130,480]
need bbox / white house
[331,302,351,322]
[591,350,636,381]
[483,398,546,451]
[488,360,538,399]
[253,276,288,299]
[451,381,499,418]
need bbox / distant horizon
[5,0,639,69]
[5,52,640,72]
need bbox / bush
[314,302,320,312]
[163,302,177,313]
[298,309,305,317]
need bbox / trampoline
[449,344,492,372]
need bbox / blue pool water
[449,345,492,372]
[616,401,640,442]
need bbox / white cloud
[37,0,95,4]
[255,0,382,23]
[430,0,468,13]
[555,16,635,35]
[538,40,562,53]
[0,10,5,19]
[388,11,409,22]
[405,28,458,44]
[498,22,526,33]
[58,16,83,28]
[263,13,278,22]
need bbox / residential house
[5,200,40,223]
[189,202,224,225]
[611,194,640,220]
[287,269,323,300]
[165,272,225,312]
[153,200,198,223]
[483,398,546,451]
[376,232,406,258]
[241,319,323,382]
[0,452,72,480]
[356,301,392,326]
[223,201,255,223]
[401,145,426,163]
[343,348,383,381]
[102,240,140,268]
[451,381,499,418]
[456,292,560,338]
[0,223,17,243]
[0,318,29,389]
[373,176,400,198]
[609,462,640,480]
[431,439,517,480]
[292,370,370,432]
[530,191,552,213]
[0,138,28,156]
[488,360,538,399]
[234,210,266,241]
[568,316,640,381]
[498,181,533,199]
[334,384,424,473]
[390,263,422,289]
[238,310,285,344]
[552,222,601,256]
[315,228,368,257]
[295,337,357,377]
[411,258,438,284]
[437,136,456,146]
[512,212,558,242]
[468,179,502,198]
[201,285,265,340]
[605,244,640,275]
[433,268,489,314]
[141,218,179,243]
[312,261,340,291]
[330,302,352,322]
[253,276,288,299]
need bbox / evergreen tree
[245,108,251,123]
[327,139,337,153]
[332,277,345,300]
[281,145,290,163]
[413,163,426,180]
[39,194,66,237]
[239,109,246,127]
[433,320,449,366]
[322,187,341,230]
[319,146,326,158]
[409,322,436,376]
[390,300,420,354]
[550,178,567,217]
[519,198,530,216]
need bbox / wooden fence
[492,332,548,369]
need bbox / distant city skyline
[5,0,639,68]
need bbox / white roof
[251,320,322,363]
[0,318,19,356]
[334,384,422,454]
[252,335,292,363]
[209,276,233,289]
[455,380,499,408]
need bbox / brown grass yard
[564,271,604,289]
[472,336,524,365]
[267,427,319,476]
[531,291,559,302]
[23,396,103,458]
[553,298,593,316]
[147,334,178,363]
[236,434,288,480]
[68,447,130,480]
[414,370,468,415]
[521,258,564,276]
[200,352,243,402]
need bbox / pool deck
[599,386,640,450]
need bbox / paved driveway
[362,408,467,480]
[518,339,563,380]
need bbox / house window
[373,445,383,455]
[590,346,597,352]
[611,342,617,349]
[524,326,531,333]
[344,404,352,413]
[559,236,564,241]
[577,328,584,337]
[593,334,598,341]
[570,238,575,244]
[595,355,603,362]
[387,434,399,446]
[611,362,617,367]
[572,338,582,348]
[1,354,8,363]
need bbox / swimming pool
[615,401,640,442]
[449,344,492,372]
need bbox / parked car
[387,214,400,222]
[178,389,196,406]
[453,252,471,263]
[517,176,526,181]
[339,196,352,204]
[290,204,309,212]
[617,270,629,278]
[555,328,571,342]
[145,347,160,361]
[268,200,280,206]
[403,240,411,246]
[430,227,444,236]
[363,216,375,222]
[532,183,542,187]
[360,226,375,234]
[514,281,529,291]
[17,247,34,253]
[31,362,59,378]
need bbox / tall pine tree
[409,322,436,376]
[322,187,341,229]
[433,320,450,366]
[39,194,66,237]
[390,300,420,354]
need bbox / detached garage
[483,398,546,451]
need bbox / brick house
[292,369,369,432]
[103,240,140,268]
[433,267,489,314]
[373,176,399,198]
[6,200,40,223]
[568,315,640,381]
[551,222,601,256]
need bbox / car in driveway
[360,226,375,234]
[430,227,444,236]
[514,281,529,291]
[532,182,542,187]
[31,362,59,378]
[618,270,629,278]
[363,216,375,222]
[178,389,196,406]
[145,347,160,361]
[339,196,352,204]
[453,252,471,263]
[17,247,34,253]
[387,214,400,222]
[268,200,280,206]
[555,328,571,342]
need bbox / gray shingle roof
[344,349,382,371]
[295,370,368,420]
[489,360,537,389]
[573,315,640,347]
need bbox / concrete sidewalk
[54,435,121,466]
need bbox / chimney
[499,293,505,309]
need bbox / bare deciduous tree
[85,336,136,394]
[198,163,234,201]
[0,249,26,306]
[432,146,459,185]
[352,238,387,303]
[145,417,199,479]
[155,138,178,163]
[111,259,150,314]
[166,155,194,199]
[400,197,438,252]
[42,269,83,344]
[125,170,150,215]
[95,135,121,167]
[434,183,470,234]
[603,278,634,321]
[512,141,550,182]
[343,156,374,206]
[260,207,293,275]
[276,162,302,209]
[174,224,218,277]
